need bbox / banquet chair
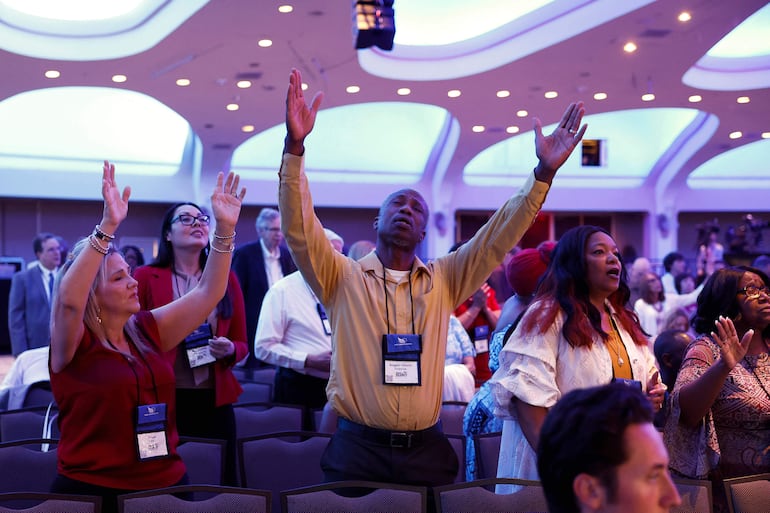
[473,431,502,479]
[723,473,770,513]
[434,477,547,513]
[445,434,466,483]
[0,439,59,493]
[176,436,226,486]
[235,382,273,404]
[671,476,712,513]
[0,406,59,443]
[233,402,304,439]
[282,480,428,513]
[0,492,100,513]
[238,431,331,513]
[439,401,467,436]
[117,485,269,513]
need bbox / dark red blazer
[133,265,248,406]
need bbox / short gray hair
[256,207,280,230]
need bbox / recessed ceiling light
[688,95,702,103]
[346,85,360,93]
[447,89,461,98]
[44,70,60,79]
[506,126,520,134]
[496,90,510,98]
[593,92,608,100]
[544,91,558,99]
[397,87,411,96]
[472,125,485,133]
[516,110,528,118]
[242,125,255,133]
[641,93,655,102]
[736,96,750,104]
[278,5,293,13]
[301,83,308,91]
[176,78,190,87]
[762,132,770,139]
[623,41,637,53]
[112,74,127,83]
[678,11,692,22]
[236,80,252,89]
[258,39,272,48]
[226,103,239,111]
[728,131,742,139]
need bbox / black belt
[336,417,444,449]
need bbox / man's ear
[573,473,606,511]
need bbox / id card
[317,303,332,336]
[382,334,422,386]
[474,325,489,354]
[612,377,642,390]
[184,323,216,368]
[135,403,169,460]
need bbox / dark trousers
[274,368,328,430]
[321,418,458,512]
[52,473,189,513]
[176,388,237,486]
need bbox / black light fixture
[354,0,395,51]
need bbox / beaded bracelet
[93,224,116,242]
[210,242,235,253]
[88,234,109,255]
[213,231,236,240]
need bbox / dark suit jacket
[133,265,249,406]
[232,241,295,347]
[8,266,52,356]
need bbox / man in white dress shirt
[254,228,344,421]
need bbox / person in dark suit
[232,207,295,367]
[8,232,61,356]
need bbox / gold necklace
[606,324,625,366]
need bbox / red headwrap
[505,241,556,297]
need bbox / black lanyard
[375,252,416,335]
[107,335,160,406]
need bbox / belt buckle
[389,432,412,448]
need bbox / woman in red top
[50,161,245,513]
[134,201,249,485]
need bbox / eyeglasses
[260,227,281,233]
[738,284,770,300]
[171,214,210,226]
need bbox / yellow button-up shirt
[279,153,549,431]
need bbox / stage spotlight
[354,0,395,51]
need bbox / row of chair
[5,474,768,513]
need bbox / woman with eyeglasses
[664,266,770,513]
[133,202,249,486]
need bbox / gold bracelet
[213,231,236,240]
[93,224,116,241]
[88,234,109,255]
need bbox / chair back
[0,406,59,443]
[177,436,226,486]
[434,477,547,513]
[235,382,273,404]
[724,473,770,513]
[233,403,304,439]
[473,431,502,479]
[0,492,100,513]
[117,485,269,513]
[671,476,712,513]
[238,431,331,513]
[282,480,427,513]
[0,439,59,493]
[439,401,467,436]
[315,402,338,434]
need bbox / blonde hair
[55,237,154,358]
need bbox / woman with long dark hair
[665,266,770,513]
[490,225,665,487]
[133,201,249,485]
